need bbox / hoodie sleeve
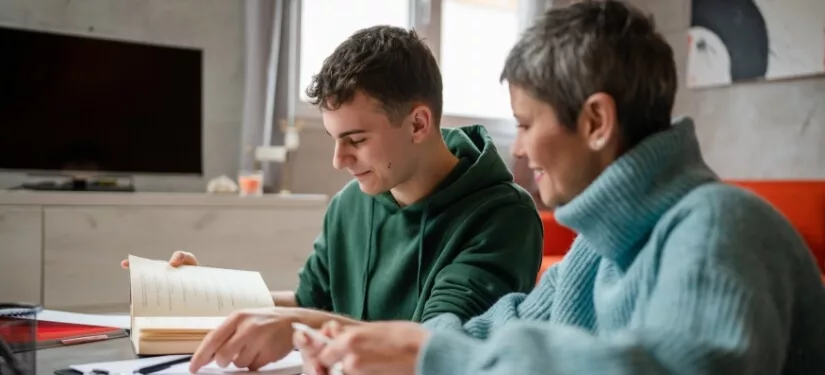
[420,203,543,323]
[294,198,336,310]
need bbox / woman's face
[509,84,618,208]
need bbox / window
[297,0,520,122]
[440,0,519,119]
[298,0,410,103]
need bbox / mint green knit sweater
[418,118,825,375]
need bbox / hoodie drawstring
[358,199,377,320]
[416,207,428,298]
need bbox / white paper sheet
[69,351,304,375]
[35,309,131,329]
[70,355,191,374]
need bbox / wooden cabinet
[0,192,327,313]
[0,206,43,305]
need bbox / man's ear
[409,104,433,144]
[579,92,618,151]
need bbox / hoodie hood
[373,124,513,212]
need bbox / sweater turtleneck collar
[554,117,719,266]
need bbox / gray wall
[633,0,825,179]
[0,0,244,192]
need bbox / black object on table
[0,302,42,375]
[132,356,193,374]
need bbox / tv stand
[18,175,135,192]
[21,179,134,192]
[0,191,329,311]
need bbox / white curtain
[239,0,300,191]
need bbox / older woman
[294,1,825,374]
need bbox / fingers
[214,321,257,367]
[248,352,270,373]
[230,333,268,370]
[170,250,198,267]
[189,315,239,372]
[123,251,198,269]
[301,361,327,375]
[296,328,334,375]
[314,363,330,375]
[321,320,343,338]
[294,331,325,355]
[317,331,355,369]
[228,343,253,369]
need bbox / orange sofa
[538,180,825,282]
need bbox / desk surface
[37,338,136,375]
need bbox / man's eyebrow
[325,129,367,138]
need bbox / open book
[128,255,274,355]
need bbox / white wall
[0,0,245,192]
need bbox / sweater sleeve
[417,198,795,375]
[423,264,559,338]
[419,204,544,323]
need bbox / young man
[124,25,543,372]
[295,1,825,375]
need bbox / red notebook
[0,317,128,351]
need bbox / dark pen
[132,356,193,375]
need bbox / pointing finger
[189,315,239,372]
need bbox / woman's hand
[304,321,430,375]
[294,320,344,375]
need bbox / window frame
[292,0,517,149]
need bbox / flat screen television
[0,26,203,175]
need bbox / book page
[129,255,274,318]
[134,316,227,331]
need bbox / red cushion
[728,180,825,273]
[538,211,576,257]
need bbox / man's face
[322,91,419,195]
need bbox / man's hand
[307,321,430,375]
[120,250,198,269]
[189,307,298,373]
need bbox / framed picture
[687,0,825,88]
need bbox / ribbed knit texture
[417,117,825,375]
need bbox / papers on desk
[36,309,131,330]
[69,351,304,374]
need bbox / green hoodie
[295,125,543,323]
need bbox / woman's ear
[580,92,618,151]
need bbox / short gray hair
[501,0,677,147]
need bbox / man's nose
[332,143,350,170]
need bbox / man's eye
[350,138,366,145]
